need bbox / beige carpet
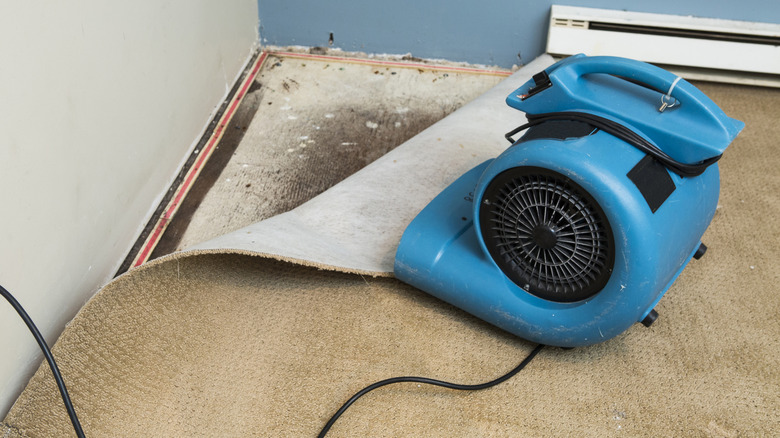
[3,80,779,436]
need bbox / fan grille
[479,167,614,302]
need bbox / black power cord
[318,343,545,437]
[505,111,721,178]
[0,284,86,438]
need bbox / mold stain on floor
[152,53,508,256]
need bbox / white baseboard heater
[548,5,780,87]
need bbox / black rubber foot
[693,243,707,260]
[641,309,659,327]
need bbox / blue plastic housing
[506,54,744,163]
[394,55,743,347]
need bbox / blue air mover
[394,55,744,348]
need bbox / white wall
[0,1,258,416]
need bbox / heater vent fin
[552,18,588,28]
[588,21,780,46]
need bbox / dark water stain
[151,73,470,258]
[264,105,455,215]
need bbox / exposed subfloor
[148,51,509,259]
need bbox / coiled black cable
[0,284,85,438]
[505,111,721,177]
[318,343,545,437]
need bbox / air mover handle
[506,54,744,163]
[545,54,695,112]
[555,55,680,96]
[515,54,721,121]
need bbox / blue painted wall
[258,0,780,68]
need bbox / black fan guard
[479,167,615,302]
